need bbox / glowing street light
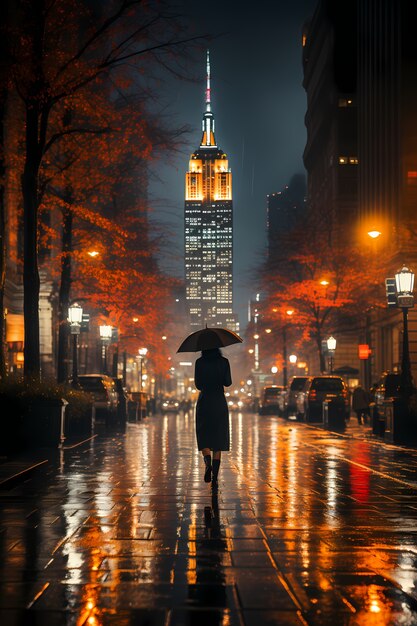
[327,336,336,373]
[367,230,381,239]
[68,302,83,387]
[99,325,112,374]
[138,347,148,390]
[87,250,100,258]
[395,266,415,396]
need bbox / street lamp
[327,336,336,373]
[138,347,148,390]
[68,303,83,387]
[395,266,415,396]
[282,309,294,387]
[99,325,112,374]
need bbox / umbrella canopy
[177,327,243,353]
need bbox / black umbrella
[177,327,243,353]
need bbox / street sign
[358,344,371,359]
[80,313,90,332]
[385,278,397,308]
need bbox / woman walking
[194,347,232,491]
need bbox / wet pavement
[1,412,417,625]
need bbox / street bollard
[59,398,69,448]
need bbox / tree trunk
[316,332,326,374]
[22,103,41,379]
[0,0,10,380]
[57,204,73,383]
[0,97,6,380]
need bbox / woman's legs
[212,451,221,489]
[202,448,212,482]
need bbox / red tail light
[342,389,348,398]
[309,390,317,400]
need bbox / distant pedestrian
[194,347,232,491]
[352,384,371,424]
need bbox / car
[162,398,180,413]
[259,386,285,415]
[297,375,349,423]
[373,372,401,420]
[228,397,244,412]
[284,376,311,419]
[77,374,118,421]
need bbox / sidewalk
[0,416,394,491]
[0,412,417,625]
[0,434,96,490]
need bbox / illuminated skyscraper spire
[200,50,217,148]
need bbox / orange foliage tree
[259,219,389,372]
[9,0,203,379]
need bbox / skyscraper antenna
[206,49,211,112]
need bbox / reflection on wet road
[1,411,417,624]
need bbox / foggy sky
[149,0,318,328]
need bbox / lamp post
[395,266,415,397]
[327,336,336,373]
[68,303,83,387]
[282,309,294,387]
[138,347,148,391]
[99,325,112,374]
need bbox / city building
[184,51,238,331]
[302,1,358,243]
[267,173,306,261]
[301,0,417,384]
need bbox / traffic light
[385,278,397,308]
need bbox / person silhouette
[194,347,232,491]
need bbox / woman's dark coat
[195,354,232,451]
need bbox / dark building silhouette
[302,1,358,241]
[358,0,417,236]
[301,0,417,384]
[267,173,306,260]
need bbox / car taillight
[309,390,317,400]
[342,389,348,398]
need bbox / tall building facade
[184,52,238,330]
[301,0,417,383]
[267,173,306,261]
[302,1,358,242]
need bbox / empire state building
[184,51,238,331]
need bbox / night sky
[149,0,318,328]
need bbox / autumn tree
[9,0,204,379]
[260,213,389,372]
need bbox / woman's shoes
[204,465,212,483]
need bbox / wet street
[1,411,417,625]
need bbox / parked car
[373,372,401,420]
[162,398,180,413]
[228,397,244,412]
[297,375,349,422]
[112,377,129,423]
[284,376,311,419]
[259,386,285,415]
[77,374,118,421]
